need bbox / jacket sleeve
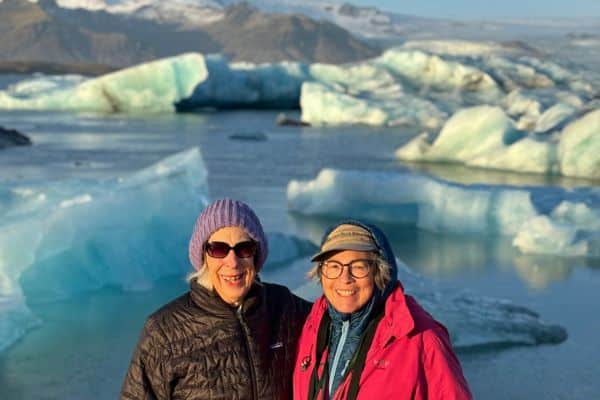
[422,326,473,400]
[120,317,172,400]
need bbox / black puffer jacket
[120,279,311,400]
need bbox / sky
[351,0,600,19]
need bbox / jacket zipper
[237,305,259,400]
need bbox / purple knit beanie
[188,198,268,272]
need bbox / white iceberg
[0,53,208,112]
[299,49,505,128]
[396,106,600,179]
[300,81,445,128]
[286,168,600,258]
[400,40,534,57]
[558,109,600,178]
[287,168,538,235]
[0,47,597,135]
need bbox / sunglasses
[205,241,258,259]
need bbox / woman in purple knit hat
[121,198,311,400]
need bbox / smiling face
[205,226,257,306]
[321,250,375,314]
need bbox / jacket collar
[306,282,415,346]
[371,282,415,349]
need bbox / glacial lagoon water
[0,109,599,399]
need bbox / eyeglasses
[205,241,257,259]
[320,259,373,279]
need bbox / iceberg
[375,49,502,98]
[396,106,600,179]
[0,148,209,352]
[0,53,208,112]
[262,232,317,268]
[287,168,538,235]
[0,145,322,353]
[400,40,534,57]
[286,168,600,258]
[177,55,310,110]
[299,48,595,130]
[293,261,567,349]
[299,80,445,128]
[299,49,506,128]
[0,47,597,135]
[558,109,600,178]
[0,293,41,353]
[5,74,86,97]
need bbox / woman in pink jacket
[293,220,472,400]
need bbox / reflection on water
[402,160,600,188]
[2,108,599,400]
[290,213,596,289]
[0,278,188,400]
[513,255,574,289]
[514,254,600,289]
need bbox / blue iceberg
[0,148,209,351]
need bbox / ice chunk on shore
[293,262,567,348]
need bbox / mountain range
[0,0,380,72]
[1,0,599,75]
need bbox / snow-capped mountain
[0,0,379,68]
[11,0,423,36]
[6,0,397,38]
[16,0,599,41]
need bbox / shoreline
[0,61,117,77]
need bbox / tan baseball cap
[311,224,379,262]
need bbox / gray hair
[307,252,392,290]
[187,261,213,289]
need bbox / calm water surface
[0,110,599,399]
